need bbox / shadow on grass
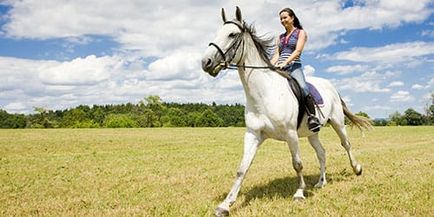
[214,174,319,207]
[240,174,318,206]
[214,169,355,210]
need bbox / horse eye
[228,33,237,38]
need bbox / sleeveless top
[277,28,301,64]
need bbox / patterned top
[277,28,301,64]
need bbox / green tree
[196,109,224,127]
[103,114,138,128]
[355,111,370,119]
[90,106,105,126]
[428,104,434,125]
[186,111,201,127]
[30,107,55,128]
[388,111,405,126]
[61,106,97,128]
[143,95,166,127]
[0,110,26,128]
[161,107,187,127]
[403,108,423,126]
[373,118,388,126]
[424,93,434,125]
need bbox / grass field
[0,126,433,216]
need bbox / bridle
[207,20,293,80]
[208,21,272,70]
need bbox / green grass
[0,126,433,216]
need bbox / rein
[226,63,293,80]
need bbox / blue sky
[0,0,433,118]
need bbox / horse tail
[340,97,373,131]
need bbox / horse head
[201,6,245,77]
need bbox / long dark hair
[279,8,303,29]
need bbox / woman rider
[270,7,321,132]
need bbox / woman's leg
[289,64,321,132]
[289,65,309,96]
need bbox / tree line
[1,95,433,129]
[0,96,244,128]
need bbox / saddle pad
[307,82,324,106]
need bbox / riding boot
[306,94,321,132]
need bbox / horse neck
[237,35,290,110]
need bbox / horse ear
[221,8,227,23]
[235,6,242,22]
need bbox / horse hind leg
[308,134,327,188]
[330,120,363,175]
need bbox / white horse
[201,7,371,216]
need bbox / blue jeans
[284,62,309,96]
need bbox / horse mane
[243,23,276,69]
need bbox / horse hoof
[293,195,305,201]
[215,207,229,217]
[314,182,326,188]
[355,164,362,176]
[292,189,305,201]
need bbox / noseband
[208,21,245,69]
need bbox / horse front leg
[287,131,306,200]
[215,129,263,217]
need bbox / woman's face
[280,11,294,28]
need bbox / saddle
[287,78,324,129]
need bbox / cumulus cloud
[411,84,425,90]
[326,64,368,75]
[303,65,315,76]
[390,90,414,102]
[0,53,244,113]
[1,0,434,116]
[2,0,433,52]
[39,55,121,85]
[331,70,393,93]
[388,81,404,87]
[146,51,202,81]
[421,30,434,38]
[1,0,220,57]
[332,41,434,64]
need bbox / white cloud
[332,41,434,64]
[0,53,243,113]
[341,95,353,107]
[428,77,434,88]
[146,51,202,81]
[2,0,433,52]
[2,0,220,57]
[3,102,26,112]
[39,55,120,85]
[388,81,404,87]
[326,64,368,75]
[390,90,414,102]
[362,105,393,111]
[1,0,434,117]
[331,70,393,93]
[411,84,425,90]
[303,65,315,76]
[421,30,434,38]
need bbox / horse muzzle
[201,57,223,77]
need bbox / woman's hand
[275,63,286,69]
[275,62,287,69]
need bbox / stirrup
[308,116,321,132]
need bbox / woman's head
[279,8,303,30]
